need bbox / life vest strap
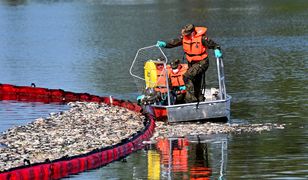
[185,51,206,57]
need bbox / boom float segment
[0,83,155,180]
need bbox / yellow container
[144,60,158,88]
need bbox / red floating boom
[0,83,155,180]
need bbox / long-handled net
[129,45,169,95]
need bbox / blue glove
[214,49,223,58]
[137,95,145,101]
[179,86,186,91]
[156,41,166,48]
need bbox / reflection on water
[73,137,228,180]
[148,138,225,180]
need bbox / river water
[0,0,307,179]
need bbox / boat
[129,45,231,123]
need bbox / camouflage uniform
[183,58,209,102]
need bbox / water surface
[0,0,307,179]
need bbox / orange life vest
[154,64,170,93]
[168,64,188,87]
[182,27,208,62]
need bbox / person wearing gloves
[168,59,188,104]
[156,24,222,103]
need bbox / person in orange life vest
[168,59,188,104]
[155,62,170,105]
[156,24,222,103]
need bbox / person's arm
[157,37,183,48]
[201,36,220,49]
[165,37,183,48]
[202,36,223,58]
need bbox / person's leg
[183,82,196,102]
[176,93,185,104]
[194,73,203,101]
[183,59,209,103]
[183,62,199,102]
[195,59,209,101]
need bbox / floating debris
[0,101,286,171]
[153,121,285,139]
[0,102,145,171]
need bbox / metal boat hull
[151,95,231,122]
